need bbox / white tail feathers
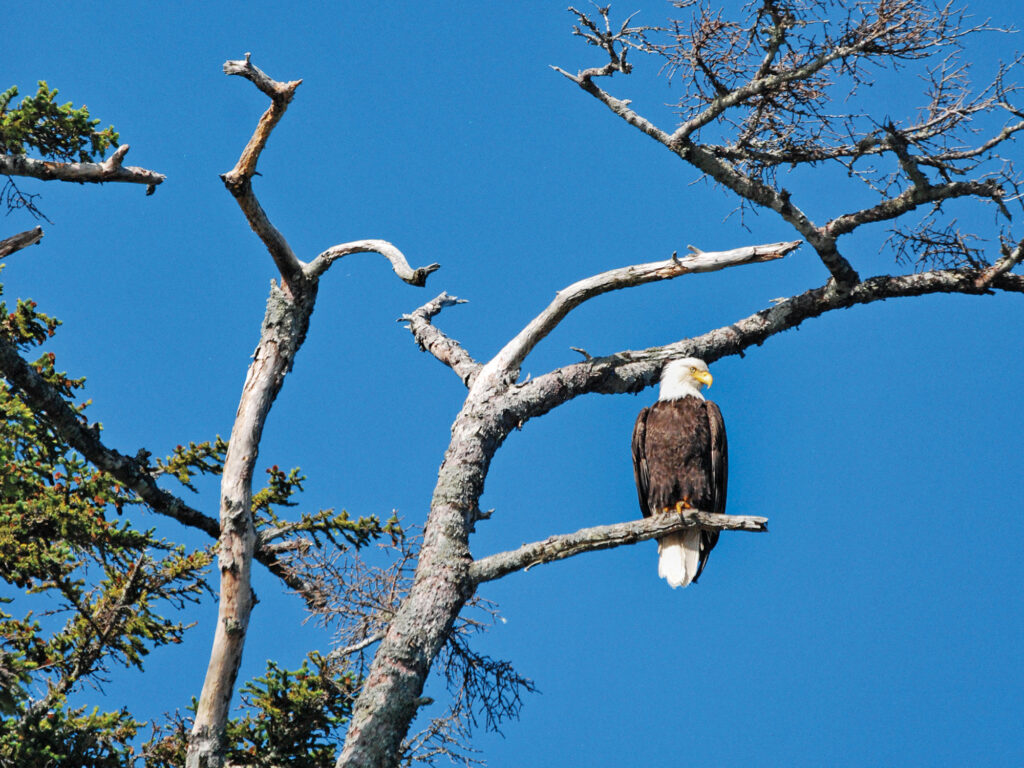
[657,530,702,589]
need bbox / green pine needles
[0,82,118,163]
[0,277,393,764]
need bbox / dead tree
[1,2,1021,766]
[336,2,1024,765]
[181,55,441,768]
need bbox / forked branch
[976,237,1024,289]
[190,54,438,768]
[512,267,1024,419]
[401,292,482,387]
[221,53,305,289]
[337,7,1024,765]
[559,3,1022,285]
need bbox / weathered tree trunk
[187,286,315,768]
[187,55,439,766]
[337,394,506,767]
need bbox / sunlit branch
[479,240,800,385]
[306,239,439,286]
[513,268,1024,419]
[825,179,1005,238]
[976,238,1024,289]
[327,632,386,662]
[554,65,858,285]
[401,292,481,387]
[0,145,165,192]
[220,53,305,290]
[470,510,768,585]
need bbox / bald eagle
[632,358,728,588]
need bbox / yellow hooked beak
[693,370,713,388]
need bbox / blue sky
[3,2,1022,766]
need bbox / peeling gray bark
[400,293,481,387]
[187,284,316,768]
[470,510,769,585]
[3,35,1020,768]
[0,144,165,191]
[338,241,798,767]
[338,393,505,768]
[186,56,438,768]
[511,269,1024,418]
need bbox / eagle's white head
[659,357,713,401]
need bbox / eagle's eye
[689,366,696,373]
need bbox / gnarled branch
[976,238,1024,289]
[825,179,1006,239]
[339,7,1024,764]
[559,3,1022,287]
[470,510,768,585]
[306,239,439,286]
[401,292,481,387]
[190,55,439,768]
[220,53,305,290]
[0,145,165,191]
[512,267,1024,419]
[554,64,860,285]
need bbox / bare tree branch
[551,63,672,145]
[341,264,1024,765]
[338,239,795,767]
[470,510,768,585]
[189,55,439,768]
[339,3,1024,752]
[557,3,1023,289]
[554,65,860,285]
[328,633,385,662]
[480,240,801,385]
[825,179,1006,239]
[222,52,297,101]
[188,287,307,766]
[511,268,1024,418]
[400,706,483,768]
[976,237,1024,289]
[888,216,987,271]
[564,4,654,80]
[0,145,165,192]
[401,293,481,387]
[306,239,440,286]
[220,53,305,291]
[0,226,43,258]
